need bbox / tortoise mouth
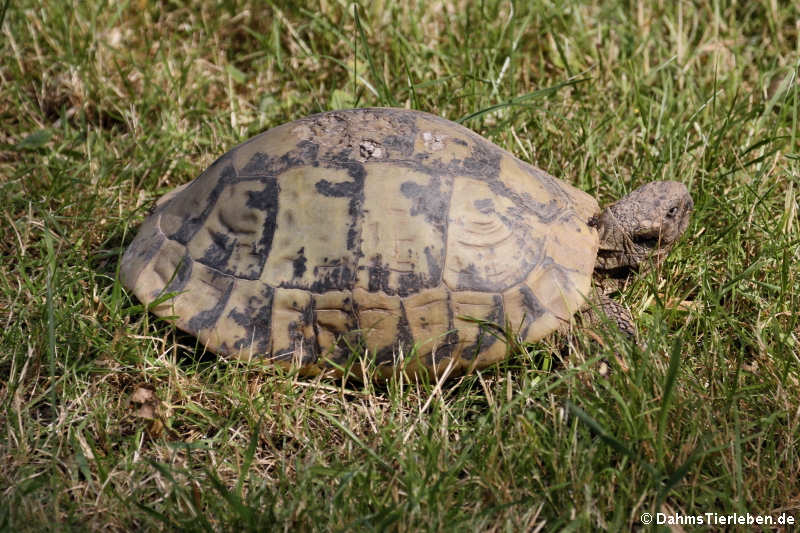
[594,264,637,280]
[596,243,671,277]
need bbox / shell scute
[313,290,356,364]
[444,177,543,292]
[356,169,449,296]
[221,280,274,357]
[352,288,405,361]
[269,288,316,364]
[261,166,358,291]
[185,179,278,279]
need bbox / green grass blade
[656,335,684,467]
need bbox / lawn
[1,0,799,530]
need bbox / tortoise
[120,108,692,378]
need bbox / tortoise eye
[666,206,679,218]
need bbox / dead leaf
[130,384,159,420]
[130,384,156,404]
[128,384,179,439]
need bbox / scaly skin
[584,181,694,339]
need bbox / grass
[1,0,799,530]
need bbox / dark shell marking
[120,108,600,376]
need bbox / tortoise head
[590,181,693,279]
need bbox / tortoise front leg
[581,292,637,341]
[570,292,637,376]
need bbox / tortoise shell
[120,108,600,376]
